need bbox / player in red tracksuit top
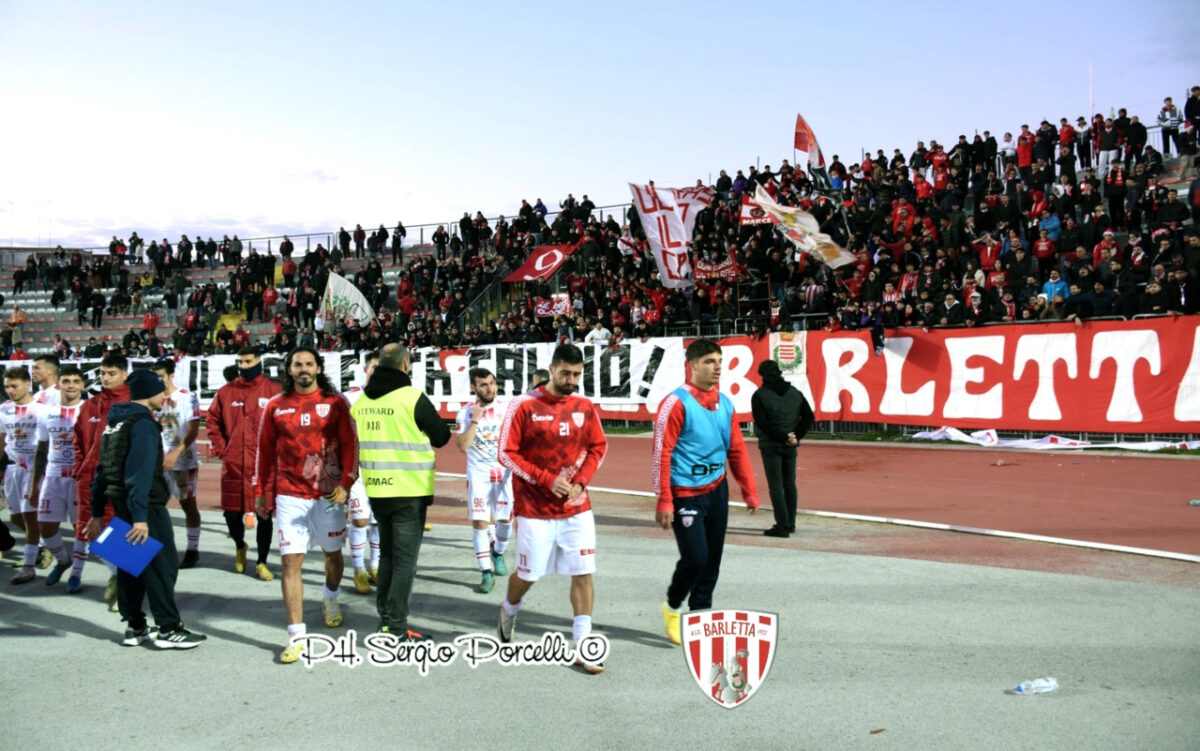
[206,346,281,580]
[254,347,358,663]
[653,339,759,645]
[71,354,129,597]
[497,344,608,673]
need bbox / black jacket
[751,377,814,450]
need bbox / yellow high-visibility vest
[352,386,435,497]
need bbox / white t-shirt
[35,402,81,468]
[455,399,508,474]
[156,388,200,470]
[33,385,61,406]
[0,400,40,467]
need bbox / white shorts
[4,465,34,515]
[275,493,347,554]
[38,471,77,524]
[467,467,513,523]
[514,511,596,582]
[166,468,198,500]
[348,480,376,524]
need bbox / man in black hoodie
[750,361,814,538]
[351,344,451,640]
[88,369,205,649]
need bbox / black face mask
[239,363,262,381]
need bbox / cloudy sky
[1,0,1196,251]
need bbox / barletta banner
[766,316,1200,434]
[11,318,1196,433]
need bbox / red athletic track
[192,437,1200,582]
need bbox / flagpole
[1088,57,1094,118]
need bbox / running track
[195,436,1200,559]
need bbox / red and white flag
[534,294,571,318]
[739,194,772,226]
[502,243,579,282]
[794,112,832,191]
[629,183,694,288]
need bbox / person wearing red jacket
[1016,124,1035,184]
[255,347,358,663]
[69,353,129,597]
[496,344,608,673]
[206,346,281,581]
[653,339,759,645]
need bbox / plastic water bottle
[1012,677,1058,695]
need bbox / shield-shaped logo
[571,412,584,428]
[258,397,269,408]
[315,403,330,418]
[682,610,777,709]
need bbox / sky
[1,0,1197,251]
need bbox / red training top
[498,387,607,519]
[255,389,358,507]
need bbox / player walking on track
[207,346,280,581]
[497,344,608,674]
[455,368,513,594]
[653,339,759,645]
[255,347,358,664]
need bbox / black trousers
[369,496,428,632]
[223,510,273,564]
[667,479,728,611]
[759,445,798,532]
[112,501,182,631]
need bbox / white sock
[22,544,37,567]
[572,615,592,645]
[493,520,511,555]
[348,525,367,572]
[367,526,380,570]
[287,623,306,639]
[501,598,521,615]
[43,533,68,564]
[487,523,495,547]
[473,528,492,572]
[71,539,89,578]
[186,526,200,552]
[322,585,339,600]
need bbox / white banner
[629,183,694,288]
[669,185,714,239]
[321,272,376,326]
[411,337,760,418]
[912,426,1200,452]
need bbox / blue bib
[668,386,733,488]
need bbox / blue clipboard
[90,517,164,576]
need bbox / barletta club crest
[315,403,330,418]
[682,610,777,708]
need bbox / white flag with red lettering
[629,183,696,289]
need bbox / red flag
[502,243,579,282]
[793,112,826,168]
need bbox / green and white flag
[320,272,376,327]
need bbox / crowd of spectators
[9,86,1200,359]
